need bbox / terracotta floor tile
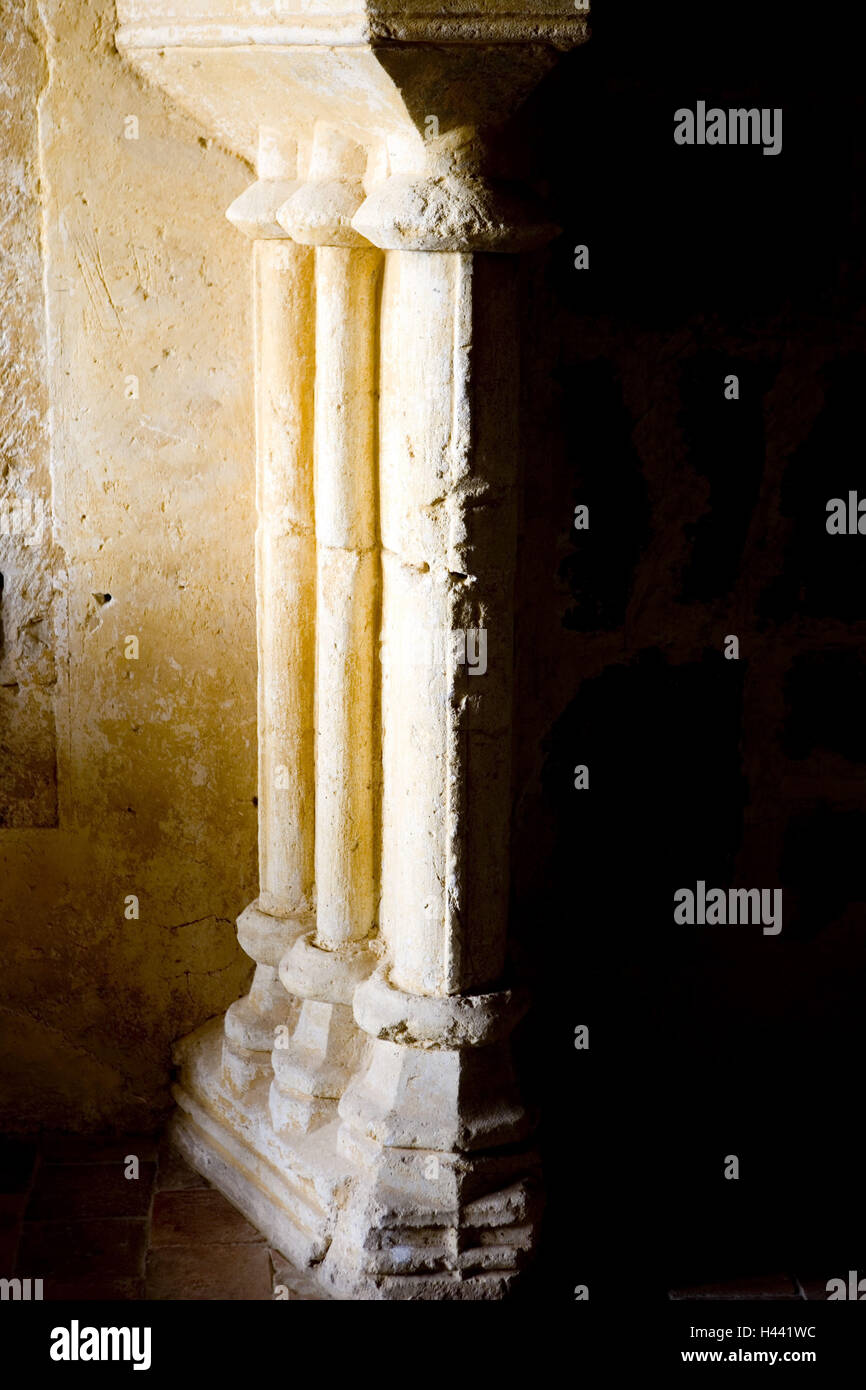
[26,1161,156,1220]
[0,1193,28,1274]
[0,1137,37,1194]
[0,1227,20,1272]
[155,1143,209,1193]
[16,1218,148,1280]
[0,1192,28,1224]
[45,1277,147,1300]
[40,1132,159,1164]
[146,1243,273,1300]
[150,1189,264,1247]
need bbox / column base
[270,1000,364,1134]
[318,1128,541,1300]
[223,965,300,1094]
[171,1013,541,1300]
[172,1017,349,1271]
[220,899,308,1094]
[269,931,374,1135]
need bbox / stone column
[268,124,382,1135]
[321,136,553,1300]
[219,133,316,1097]
[116,0,590,1299]
[169,129,356,1269]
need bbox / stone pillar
[220,133,315,1097]
[168,130,354,1270]
[268,125,381,1135]
[321,138,552,1300]
[116,0,590,1299]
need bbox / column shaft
[269,154,382,1134]
[314,244,381,949]
[222,227,317,1094]
[255,239,317,918]
[379,250,518,996]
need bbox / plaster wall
[0,0,258,1130]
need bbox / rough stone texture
[0,0,58,828]
[0,0,259,1130]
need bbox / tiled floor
[0,1132,325,1300]
[1,1135,844,1302]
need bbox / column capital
[227,181,301,240]
[351,160,558,253]
[277,125,371,248]
[116,1,589,177]
[226,130,303,239]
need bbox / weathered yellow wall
[0,0,260,1130]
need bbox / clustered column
[120,0,593,1298]
[220,133,316,1097]
[269,125,382,1135]
[182,127,555,1298]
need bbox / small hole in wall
[252,797,258,807]
[93,592,112,605]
